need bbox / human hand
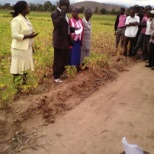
[28,32,39,38]
[24,32,39,39]
[75,27,80,30]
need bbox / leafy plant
[0,11,116,107]
[83,52,110,70]
[65,65,77,78]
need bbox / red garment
[141,16,148,34]
[69,17,83,41]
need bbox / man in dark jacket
[51,0,74,83]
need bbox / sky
[0,0,153,6]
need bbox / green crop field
[0,10,116,106]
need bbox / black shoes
[145,65,154,70]
[145,65,152,68]
[151,67,154,70]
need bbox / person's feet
[128,54,134,57]
[145,65,152,68]
[151,67,154,70]
[77,67,82,72]
[54,79,63,83]
[123,52,127,56]
[60,74,68,79]
[142,57,148,61]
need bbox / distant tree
[43,1,52,11]
[99,8,106,14]
[3,3,12,9]
[29,3,36,11]
[51,5,56,12]
[111,9,115,14]
[80,6,85,13]
[95,7,98,14]
[4,3,10,8]
[37,4,43,11]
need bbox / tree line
[0,1,57,12]
[0,1,119,14]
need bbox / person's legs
[129,37,136,56]
[13,74,20,83]
[142,35,150,60]
[148,43,153,66]
[53,48,63,79]
[134,29,141,47]
[150,43,154,69]
[70,41,81,66]
[80,49,86,65]
[123,36,129,56]
[116,28,122,49]
[133,33,145,55]
[146,35,151,54]
[22,73,28,85]
[85,50,90,57]
[120,28,125,48]
[62,49,70,74]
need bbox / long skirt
[70,40,81,66]
[10,47,34,74]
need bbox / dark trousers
[134,29,141,46]
[124,37,136,56]
[53,48,70,79]
[142,35,151,59]
[133,33,145,54]
[149,42,154,67]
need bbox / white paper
[122,137,144,154]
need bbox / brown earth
[0,57,154,154]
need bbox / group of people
[114,5,154,70]
[10,0,92,84]
[10,0,154,85]
[51,1,92,83]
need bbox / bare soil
[0,56,153,154]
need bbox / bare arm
[126,22,139,27]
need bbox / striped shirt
[69,17,83,41]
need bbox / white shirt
[145,19,152,35]
[125,15,140,38]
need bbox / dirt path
[20,61,154,154]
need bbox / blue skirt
[70,40,81,66]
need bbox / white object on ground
[54,79,63,83]
[122,137,144,154]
